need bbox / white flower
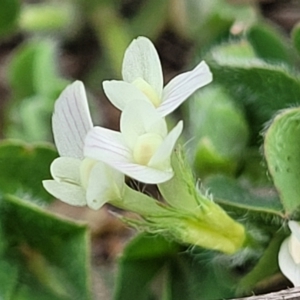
[103,36,213,117]
[84,100,183,184]
[278,221,300,286]
[43,81,124,210]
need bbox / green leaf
[204,175,283,220]
[114,233,179,300]
[7,40,67,141]
[237,232,286,295]
[0,0,20,37]
[186,0,256,47]
[0,140,57,204]
[210,45,300,141]
[247,22,293,64]
[0,194,91,299]
[163,249,236,300]
[115,234,240,300]
[264,107,300,214]
[32,40,68,98]
[0,260,18,299]
[291,22,300,56]
[188,86,249,177]
[8,39,67,100]
[129,0,168,39]
[8,42,37,100]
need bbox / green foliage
[8,39,67,100]
[204,175,283,223]
[264,108,300,215]
[188,86,249,177]
[291,22,300,55]
[129,0,168,39]
[20,3,75,33]
[209,41,300,142]
[0,194,90,299]
[7,39,68,141]
[115,233,237,300]
[247,22,293,64]
[185,0,256,47]
[0,140,57,204]
[114,233,179,300]
[237,232,286,295]
[0,0,20,37]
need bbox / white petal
[105,161,173,184]
[103,80,151,111]
[122,36,163,98]
[279,237,300,286]
[120,100,167,149]
[43,180,87,206]
[289,221,300,241]
[84,128,172,183]
[53,81,93,158]
[149,121,183,169]
[158,61,213,117]
[84,126,132,163]
[86,161,124,210]
[50,157,81,184]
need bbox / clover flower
[43,81,124,210]
[84,100,183,184]
[278,221,300,286]
[103,36,212,117]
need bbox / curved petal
[43,180,86,206]
[53,81,93,158]
[84,126,132,163]
[158,61,213,117]
[121,100,167,149]
[148,121,183,169]
[103,80,151,111]
[289,221,300,241]
[104,161,173,184]
[50,157,81,184]
[278,237,300,286]
[122,36,163,98]
[86,161,125,210]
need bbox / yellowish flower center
[289,234,300,264]
[132,77,161,108]
[80,157,98,189]
[133,133,163,165]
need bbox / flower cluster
[42,37,248,255]
[43,36,212,210]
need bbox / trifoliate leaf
[264,107,300,214]
[0,194,90,299]
[0,140,57,205]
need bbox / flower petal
[158,61,213,117]
[43,180,86,206]
[120,100,167,149]
[84,127,172,184]
[50,157,81,184]
[103,80,151,111]
[53,81,93,158]
[149,121,183,169]
[105,161,173,184]
[289,221,300,241]
[86,161,125,210]
[278,237,300,286]
[84,126,132,163]
[122,36,163,98]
